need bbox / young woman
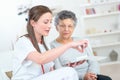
[11,5,89,80]
[50,10,112,80]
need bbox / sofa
[0,51,13,80]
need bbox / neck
[56,37,73,44]
[34,32,42,44]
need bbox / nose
[48,23,52,28]
[65,26,69,31]
[48,25,51,28]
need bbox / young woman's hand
[70,40,88,52]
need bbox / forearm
[27,43,72,64]
[41,43,71,63]
[88,60,100,74]
[28,40,87,64]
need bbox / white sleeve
[13,36,36,64]
[85,41,100,74]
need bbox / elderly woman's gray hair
[54,10,77,27]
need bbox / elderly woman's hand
[84,72,97,80]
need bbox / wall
[0,0,27,51]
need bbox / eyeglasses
[58,24,74,29]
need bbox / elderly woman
[50,10,112,80]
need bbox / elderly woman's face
[57,18,75,39]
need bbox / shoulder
[15,36,30,45]
[14,36,34,49]
[50,39,60,48]
[50,39,56,44]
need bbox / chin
[44,34,49,36]
[43,35,48,36]
[64,36,70,38]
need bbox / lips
[63,33,70,35]
[45,30,50,33]
[63,32,69,34]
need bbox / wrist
[67,42,74,48]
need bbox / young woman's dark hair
[26,5,52,52]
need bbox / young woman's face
[32,12,52,36]
[57,19,75,39]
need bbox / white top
[11,36,54,80]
